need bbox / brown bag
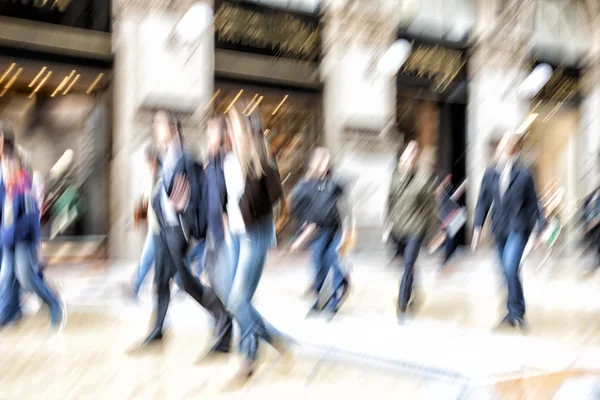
[134,198,148,225]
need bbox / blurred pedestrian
[138,110,232,356]
[472,132,544,333]
[385,140,436,323]
[129,144,159,298]
[289,147,352,318]
[213,98,291,384]
[0,141,65,329]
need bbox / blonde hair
[228,97,274,179]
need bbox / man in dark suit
[140,111,232,358]
[472,132,543,333]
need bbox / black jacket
[239,161,283,228]
[152,153,208,241]
[474,163,543,239]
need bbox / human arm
[472,173,492,251]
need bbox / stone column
[110,0,213,260]
[320,0,399,250]
[466,43,529,234]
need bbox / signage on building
[533,62,581,103]
[398,42,467,92]
[0,0,110,32]
[214,0,320,63]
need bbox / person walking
[138,110,232,358]
[212,98,291,384]
[472,132,544,333]
[0,141,65,329]
[289,147,352,318]
[385,140,436,323]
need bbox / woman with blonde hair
[214,97,290,383]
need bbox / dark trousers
[441,231,457,266]
[153,228,232,350]
[397,235,424,313]
[495,232,528,320]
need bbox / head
[495,131,522,166]
[398,140,421,171]
[207,114,229,157]
[153,110,181,154]
[306,147,331,180]
[228,97,273,179]
[0,119,15,160]
[1,138,19,184]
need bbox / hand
[471,228,481,252]
[169,174,190,212]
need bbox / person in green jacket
[386,140,436,323]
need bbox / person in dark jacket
[0,143,65,328]
[472,132,544,333]
[290,147,351,317]
[138,110,233,357]
[212,98,291,384]
[187,115,229,278]
[386,140,436,323]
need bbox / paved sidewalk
[6,251,599,399]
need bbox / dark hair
[2,137,15,158]
[0,119,15,145]
[145,143,158,162]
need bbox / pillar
[321,0,398,250]
[110,0,213,260]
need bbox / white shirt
[223,153,246,234]
[498,157,515,199]
[160,141,183,226]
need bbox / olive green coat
[386,168,437,239]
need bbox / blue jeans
[310,228,345,308]
[186,241,205,277]
[496,233,528,320]
[133,231,184,294]
[0,248,21,325]
[14,242,62,325]
[133,231,155,295]
[216,218,281,361]
[398,235,424,312]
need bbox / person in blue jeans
[473,132,544,333]
[0,144,65,328]
[186,241,205,278]
[290,148,351,317]
[129,145,189,299]
[213,98,290,384]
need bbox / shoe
[139,328,164,348]
[397,312,406,325]
[0,310,23,327]
[225,359,255,390]
[515,318,530,334]
[495,315,517,331]
[196,346,230,364]
[122,283,139,301]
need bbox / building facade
[0,0,599,259]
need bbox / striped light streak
[0,63,16,85]
[225,90,243,113]
[29,71,52,99]
[0,67,23,97]
[29,66,47,87]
